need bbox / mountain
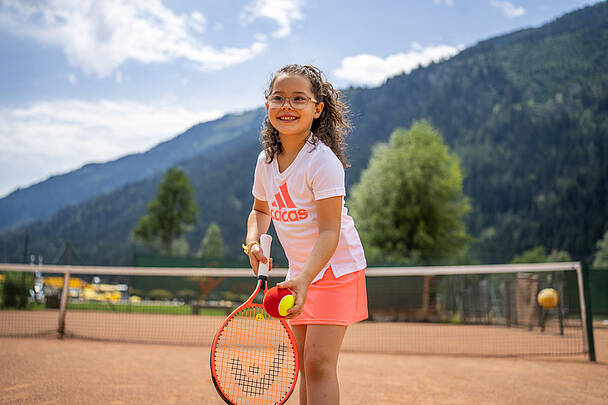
[1,2,606,266]
[0,133,260,265]
[0,108,265,231]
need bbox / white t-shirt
[252,138,367,283]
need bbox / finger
[288,293,306,315]
[276,280,292,289]
[285,309,302,319]
[286,304,303,318]
[250,244,267,264]
[289,304,303,315]
[284,297,302,318]
[254,250,268,264]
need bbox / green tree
[349,121,471,264]
[548,249,572,263]
[197,222,224,259]
[511,246,571,264]
[172,237,191,256]
[593,231,608,269]
[133,168,198,255]
[511,246,548,264]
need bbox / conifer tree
[133,168,198,255]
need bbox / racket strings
[229,344,286,395]
[213,305,297,404]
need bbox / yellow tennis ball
[278,294,295,317]
[537,288,559,309]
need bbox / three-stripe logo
[271,183,308,223]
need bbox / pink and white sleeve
[252,152,267,201]
[309,149,346,200]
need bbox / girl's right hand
[248,243,268,276]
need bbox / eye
[269,95,284,103]
[293,96,308,102]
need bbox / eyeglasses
[266,94,318,109]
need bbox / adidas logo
[271,183,308,223]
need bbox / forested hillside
[343,2,608,263]
[1,2,606,266]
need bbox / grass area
[65,301,229,316]
[30,303,47,311]
[66,301,190,314]
[1,301,229,316]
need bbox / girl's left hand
[276,276,310,319]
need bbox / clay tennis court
[2,311,608,404]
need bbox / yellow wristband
[242,241,260,254]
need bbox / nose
[280,97,294,109]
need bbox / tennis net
[0,262,594,359]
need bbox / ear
[265,101,270,111]
[313,102,324,119]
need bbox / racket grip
[258,234,272,277]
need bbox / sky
[0,0,601,198]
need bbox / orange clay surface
[2,327,607,405]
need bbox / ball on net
[264,286,295,318]
[537,288,559,309]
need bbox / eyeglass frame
[265,94,319,110]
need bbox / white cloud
[241,0,304,38]
[490,1,525,18]
[0,0,267,77]
[334,44,462,86]
[188,11,206,33]
[0,99,223,197]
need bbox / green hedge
[1,272,34,309]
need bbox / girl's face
[265,73,324,141]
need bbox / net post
[57,271,71,339]
[576,262,596,362]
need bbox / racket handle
[258,234,272,277]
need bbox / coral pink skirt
[289,267,368,326]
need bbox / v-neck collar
[274,135,313,176]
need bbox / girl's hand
[276,276,310,319]
[248,243,268,276]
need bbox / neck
[280,132,310,155]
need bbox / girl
[244,64,367,405]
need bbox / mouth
[278,115,298,122]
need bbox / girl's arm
[246,198,272,275]
[278,195,342,318]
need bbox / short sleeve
[308,147,346,200]
[252,152,267,201]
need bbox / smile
[278,116,298,121]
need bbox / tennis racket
[210,234,299,404]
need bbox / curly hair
[261,64,351,167]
